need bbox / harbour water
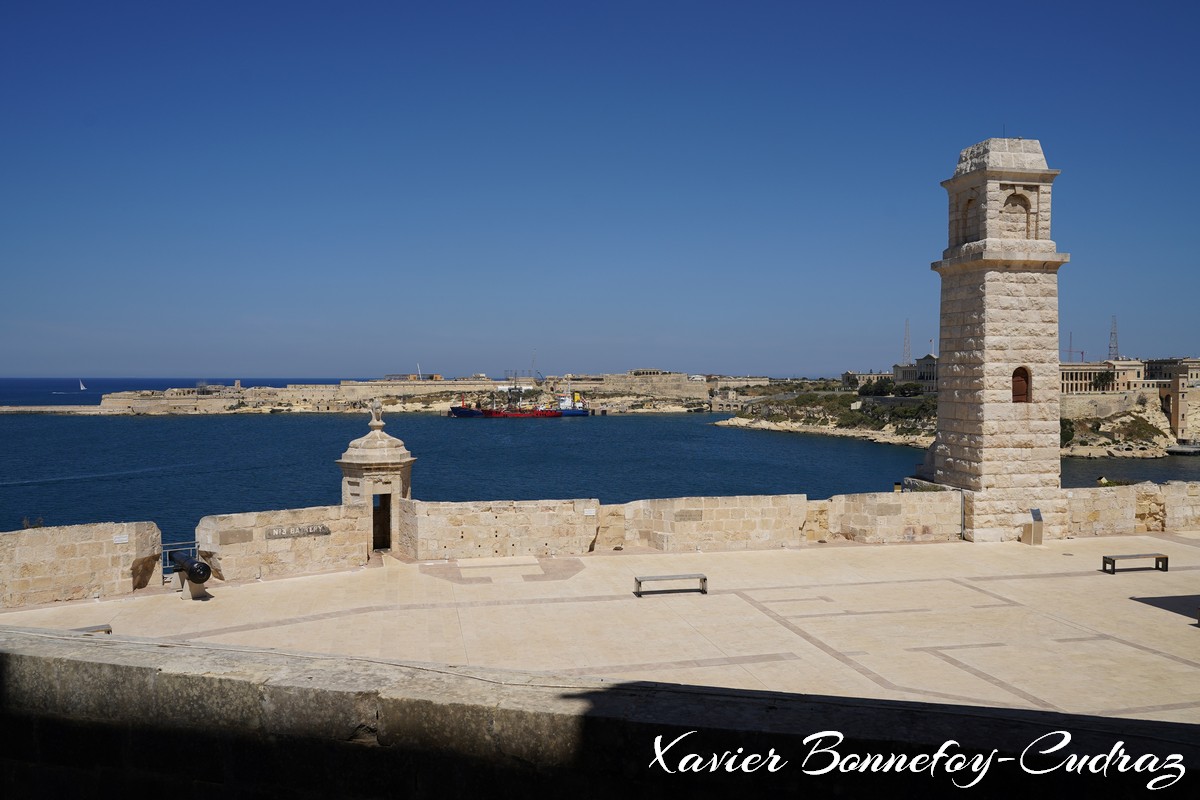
[2,379,1198,542]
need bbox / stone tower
[337,401,416,551]
[926,138,1069,541]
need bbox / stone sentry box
[337,400,416,551]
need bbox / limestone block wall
[0,521,161,608]
[827,491,961,543]
[195,504,371,582]
[961,488,1067,543]
[1065,486,1139,536]
[1065,482,1200,536]
[1162,481,1200,530]
[621,494,807,552]
[401,499,601,560]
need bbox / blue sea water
[2,379,1198,543]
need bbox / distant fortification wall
[0,521,161,608]
[1060,391,1153,419]
[196,504,371,582]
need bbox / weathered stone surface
[0,521,162,608]
[922,139,1072,541]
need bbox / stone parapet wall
[1065,486,1139,536]
[402,499,601,560]
[3,628,1194,796]
[1060,482,1200,537]
[1162,481,1200,530]
[0,521,161,608]
[828,490,961,543]
[196,504,371,582]
[622,494,807,552]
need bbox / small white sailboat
[79,379,87,391]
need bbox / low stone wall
[0,521,161,608]
[2,629,1194,796]
[1065,481,1198,536]
[400,498,601,560]
[622,494,807,551]
[195,504,371,582]
[1162,480,1200,530]
[827,490,962,543]
[1065,486,1139,536]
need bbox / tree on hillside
[857,377,895,397]
[1091,371,1116,392]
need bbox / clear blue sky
[3,1,1197,379]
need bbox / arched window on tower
[958,197,980,245]
[1001,192,1032,239]
[1012,367,1030,403]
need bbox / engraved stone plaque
[266,524,332,539]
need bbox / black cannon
[170,551,212,584]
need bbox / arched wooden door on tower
[1012,367,1030,403]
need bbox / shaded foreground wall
[0,628,1194,798]
[0,522,160,608]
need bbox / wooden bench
[1102,553,1168,574]
[634,573,708,597]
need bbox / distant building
[840,370,889,390]
[1144,357,1200,386]
[1059,359,1148,393]
[892,355,938,394]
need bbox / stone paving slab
[2,533,1198,723]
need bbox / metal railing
[161,540,200,583]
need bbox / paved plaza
[3,532,1198,724]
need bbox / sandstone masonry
[921,138,1071,541]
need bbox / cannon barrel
[170,551,212,584]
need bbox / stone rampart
[2,628,1194,796]
[399,498,601,560]
[195,504,371,582]
[1065,486,1140,536]
[827,490,962,543]
[1162,481,1200,530]
[1060,391,1155,420]
[622,494,807,551]
[0,521,161,608]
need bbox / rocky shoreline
[715,416,1172,458]
[714,416,933,449]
